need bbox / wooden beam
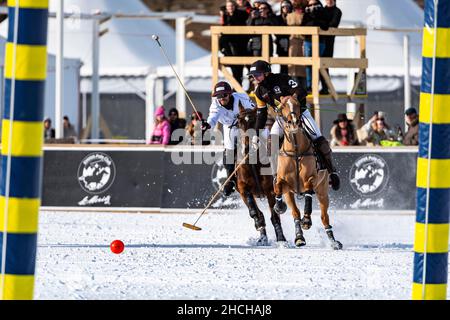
[211,33,219,88]
[210,26,367,36]
[350,69,364,98]
[221,66,245,93]
[319,69,339,101]
[312,34,321,128]
[270,57,313,66]
[262,34,270,61]
[220,57,262,65]
[320,58,368,68]
[359,35,367,59]
[220,56,315,66]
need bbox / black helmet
[212,81,233,97]
[248,60,271,76]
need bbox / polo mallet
[151,34,203,121]
[183,153,250,231]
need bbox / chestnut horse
[273,97,342,249]
[234,104,287,246]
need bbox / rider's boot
[223,149,236,196]
[223,163,236,196]
[313,136,340,191]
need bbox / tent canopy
[0,0,209,77]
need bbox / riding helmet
[248,60,271,76]
[212,81,233,97]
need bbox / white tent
[0,37,82,132]
[156,0,423,93]
[45,0,208,78]
[0,0,209,140]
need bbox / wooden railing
[211,26,368,127]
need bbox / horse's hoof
[331,240,343,250]
[274,201,287,215]
[295,235,306,247]
[301,217,312,230]
[256,235,269,246]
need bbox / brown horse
[234,104,287,246]
[272,97,343,249]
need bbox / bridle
[275,97,314,194]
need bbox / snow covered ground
[35,206,449,300]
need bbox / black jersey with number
[254,73,308,112]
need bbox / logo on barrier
[349,154,389,196]
[78,152,116,195]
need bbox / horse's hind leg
[243,191,268,245]
[267,192,287,242]
[316,188,343,250]
[285,192,306,247]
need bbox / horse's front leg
[301,175,315,230]
[284,192,306,247]
[266,191,287,243]
[273,176,287,215]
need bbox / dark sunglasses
[216,93,230,99]
[169,113,177,116]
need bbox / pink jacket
[149,106,170,145]
[150,120,170,145]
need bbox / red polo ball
[110,240,125,254]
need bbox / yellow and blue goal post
[0,0,49,300]
[413,0,450,300]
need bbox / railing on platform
[211,26,368,129]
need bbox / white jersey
[207,92,255,128]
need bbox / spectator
[44,117,55,140]
[359,111,397,146]
[403,107,419,146]
[63,115,77,140]
[275,1,293,74]
[330,113,358,146]
[320,0,342,94]
[220,0,250,85]
[168,108,187,145]
[286,0,308,84]
[185,112,210,145]
[301,0,329,93]
[149,106,171,145]
[236,0,252,14]
[247,1,278,57]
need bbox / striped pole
[0,0,48,300]
[413,0,450,300]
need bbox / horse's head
[278,96,302,134]
[237,102,257,132]
[237,102,258,155]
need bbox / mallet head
[152,34,159,41]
